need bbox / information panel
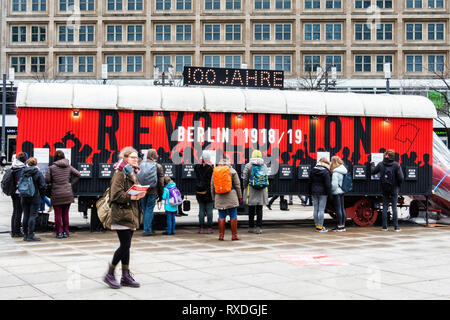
[99,164,114,179]
[78,163,93,178]
[297,165,311,180]
[353,165,367,180]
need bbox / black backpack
[1,169,16,196]
[381,165,396,194]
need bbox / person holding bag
[242,150,268,234]
[103,147,144,289]
[194,153,214,234]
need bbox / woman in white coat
[330,156,348,232]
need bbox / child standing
[162,177,181,235]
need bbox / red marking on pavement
[277,253,348,266]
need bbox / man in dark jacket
[20,157,46,241]
[371,150,404,232]
[309,158,332,232]
[194,153,214,234]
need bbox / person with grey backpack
[371,150,404,232]
[137,149,164,236]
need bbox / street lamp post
[317,65,337,91]
[101,64,108,85]
[154,65,174,86]
[1,74,6,166]
[384,63,391,94]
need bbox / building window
[59,26,74,42]
[31,56,46,72]
[12,0,27,12]
[355,0,370,8]
[155,55,171,72]
[275,24,291,40]
[376,55,392,72]
[156,0,171,10]
[304,55,320,72]
[428,23,444,40]
[226,0,241,9]
[107,0,122,10]
[376,23,393,40]
[406,55,422,72]
[326,0,341,8]
[58,56,74,73]
[127,25,143,41]
[275,55,291,72]
[427,0,444,8]
[79,56,94,72]
[254,24,270,41]
[225,24,241,41]
[304,24,320,41]
[255,0,270,9]
[406,0,422,8]
[325,24,342,40]
[428,55,444,72]
[254,56,270,70]
[31,26,46,42]
[205,0,220,9]
[176,55,191,72]
[305,0,320,8]
[355,55,371,72]
[176,0,191,9]
[155,25,171,41]
[128,0,143,10]
[204,56,220,67]
[32,0,46,11]
[107,25,122,42]
[376,0,393,8]
[355,24,371,40]
[205,24,220,41]
[176,25,192,41]
[127,56,143,72]
[276,0,291,9]
[106,56,122,72]
[79,25,94,42]
[225,55,241,68]
[326,55,342,72]
[80,0,95,11]
[406,23,422,40]
[59,0,75,11]
[11,26,26,42]
[11,57,26,73]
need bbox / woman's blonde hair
[119,147,138,159]
[330,155,344,173]
[26,157,37,167]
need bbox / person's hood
[250,157,265,166]
[11,159,26,170]
[383,157,394,166]
[166,182,176,189]
[23,166,39,177]
[54,159,70,168]
[218,157,231,166]
[316,161,331,171]
[334,164,348,175]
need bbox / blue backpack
[250,164,269,190]
[17,174,36,198]
[340,172,353,193]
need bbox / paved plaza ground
[1,192,450,301]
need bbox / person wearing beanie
[242,150,268,234]
[194,153,214,234]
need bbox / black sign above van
[183,66,284,89]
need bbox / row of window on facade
[9,0,447,13]
[9,53,446,75]
[8,22,447,44]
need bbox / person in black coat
[20,157,46,242]
[309,158,332,232]
[194,153,214,234]
[371,150,404,232]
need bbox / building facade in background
[0,0,449,87]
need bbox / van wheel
[409,200,425,218]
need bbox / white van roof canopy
[16,83,437,119]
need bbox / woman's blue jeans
[141,194,157,233]
[218,207,237,220]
